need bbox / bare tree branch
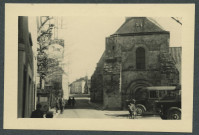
[37,16,52,34]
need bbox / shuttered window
[136,47,145,70]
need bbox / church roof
[114,17,168,35]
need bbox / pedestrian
[131,99,137,119]
[127,99,137,119]
[68,97,72,107]
[55,98,59,113]
[60,97,65,114]
[31,103,44,118]
[128,103,133,119]
[71,97,76,107]
[59,97,62,109]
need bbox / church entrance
[125,80,152,100]
[134,88,148,100]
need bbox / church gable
[115,17,167,34]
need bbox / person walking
[68,97,72,107]
[60,97,65,114]
[55,98,59,113]
[31,103,44,118]
[71,97,76,107]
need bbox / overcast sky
[57,17,182,83]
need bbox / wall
[90,52,105,102]
[18,16,35,118]
[90,17,180,110]
[69,78,86,94]
[102,33,179,109]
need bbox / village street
[53,95,161,120]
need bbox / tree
[37,16,56,89]
[37,16,67,101]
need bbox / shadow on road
[104,114,129,118]
[65,98,101,110]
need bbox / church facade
[90,17,181,110]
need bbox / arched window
[136,47,145,70]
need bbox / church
[90,17,181,110]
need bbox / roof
[114,17,168,35]
[69,76,87,85]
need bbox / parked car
[127,85,181,119]
[155,88,181,120]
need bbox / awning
[145,86,176,91]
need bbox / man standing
[71,97,76,107]
[131,99,137,119]
[68,97,72,107]
[31,103,44,118]
[55,98,59,113]
[128,99,137,119]
[60,97,65,114]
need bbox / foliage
[159,52,179,85]
[37,16,63,89]
[159,53,177,74]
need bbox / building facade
[69,77,90,94]
[90,17,181,110]
[18,16,37,118]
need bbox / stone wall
[103,67,121,109]
[103,32,179,109]
[90,73,103,102]
[90,17,180,110]
[101,37,122,109]
[90,52,105,102]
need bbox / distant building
[84,79,91,94]
[69,77,90,94]
[90,17,181,110]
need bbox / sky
[56,17,182,83]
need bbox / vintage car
[155,88,181,120]
[127,86,181,120]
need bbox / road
[55,95,161,119]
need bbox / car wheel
[136,106,145,116]
[167,109,181,120]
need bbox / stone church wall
[90,18,180,110]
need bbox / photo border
[1,0,199,135]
